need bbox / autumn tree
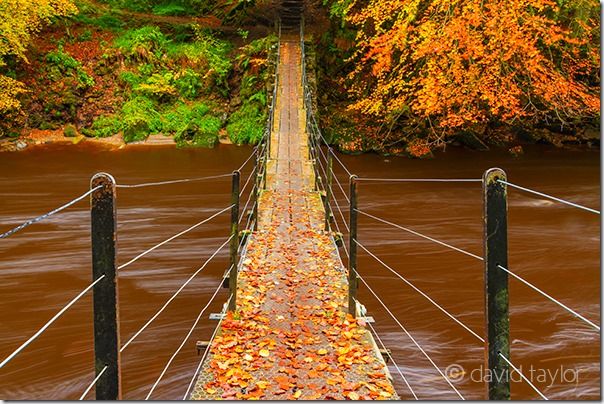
[0,0,77,114]
[335,0,600,152]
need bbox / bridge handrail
[145,276,226,400]
[118,204,234,270]
[0,274,106,370]
[499,179,600,214]
[119,234,234,353]
[365,320,418,400]
[183,294,232,400]
[355,240,484,343]
[356,274,465,399]
[0,186,101,239]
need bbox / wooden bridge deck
[189,36,398,400]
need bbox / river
[0,143,599,400]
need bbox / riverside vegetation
[0,0,600,156]
[0,0,277,149]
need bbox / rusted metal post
[348,175,358,317]
[324,151,333,231]
[229,170,240,311]
[90,173,121,400]
[483,168,510,400]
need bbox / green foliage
[226,102,265,145]
[78,29,93,42]
[118,70,143,88]
[152,2,187,16]
[45,46,95,89]
[114,26,168,62]
[64,124,78,137]
[82,115,123,137]
[163,101,220,147]
[135,72,178,99]
[167,29,232,95]
[121,96,162,142]
[173,68,203,99]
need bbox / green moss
[82,115,123,137]
[46,46,95,89]
[121,96,162,142]
[226,102,265,145]
[64,124,78,137]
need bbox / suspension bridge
[0,20,600,401]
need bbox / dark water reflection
[0,143,599,400]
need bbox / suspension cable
[236,147,258,172]
[79,365,108,400]
[238,164,256,198]
[356,178,483,183]
[120,235,233,352]
[118,205,233,270]
[116,173,233,189]
[357,274,465,399]
[0,186,101,239]
[182,294,232,400]
[356,241,484,343]
[0,275,106,369]
[145,278,225,400]
[497,265,600,331]
[365,317,418,399]
[498,353,548,400]
[499,180,600,215]
[356,209,483,261]
[330,195,351,235]
[238,183,257,224]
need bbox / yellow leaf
[317,348,328,355]
[259,349,270,358]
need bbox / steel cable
[0,186,101,239]
[182,294,232,400]
[0,275,106,369]
[357,274,465,399]
[356,209,483,261]
[498,265,600,331]
[145,278,225,400]
[499,179,599,214]
[116,173,232,189]
[120,235,233,352]
[356,240,484,343]
[118,205,233,270]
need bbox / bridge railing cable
[115,173,232,189]
[499,179,600,214]
[498,353,548,400]
[356,177,483,183]
[79,365,108,400]
[118,205,233,271]
[145,277,226,400]
[364,313,418,400]
[0,186,101,239]
[182,294,232,400]
[357,273,465,400]
[497,264,599,331]
[356,240,484,343]
[0,274,106,369]
[355,208,483,261]
[120,235,233,352]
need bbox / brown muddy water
[0,143,599,400]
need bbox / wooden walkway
[189,36,398,400]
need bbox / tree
[338,0,600,152]
[0,0,77,114]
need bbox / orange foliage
[342,0,600,146]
